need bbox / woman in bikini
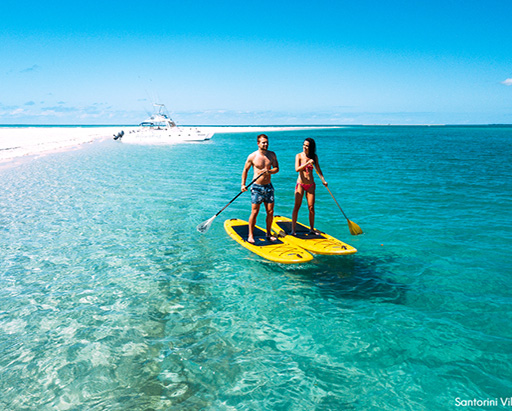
[291,138,327,235]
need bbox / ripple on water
[1,129,511,409]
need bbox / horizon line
[1,123,512,127]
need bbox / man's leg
[248,203,260,243]
[264,202,276,241]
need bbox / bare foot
[247,237,255,244]
[266,235,277,242]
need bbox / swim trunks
[251,183,274,204]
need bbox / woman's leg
[306,188,316,232]
[291,185,304,235]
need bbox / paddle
[314,168,363,235]
[324,186,363,235]
[197,172,265,234]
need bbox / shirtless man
[241,134,280,244]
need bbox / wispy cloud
[19,64,41,73]
[502,78,512,86]
[10,108,25,116]
[0,102,121,123]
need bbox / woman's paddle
[314,168,363,235]
[324,186,363,235]
[197,172,265,234]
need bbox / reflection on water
[1,128,512,409]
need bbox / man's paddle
[197,172,265,234]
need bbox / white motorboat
[119,104,214,144]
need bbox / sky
[1,0,511,125]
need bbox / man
[241,134,279,244]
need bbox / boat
[120,104,214,144]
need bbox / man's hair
[257,134,268,142]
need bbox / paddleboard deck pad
[271,215,357,255]
[224,219,313,264]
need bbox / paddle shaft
[313,168,350,221]
[325,186,350,221]
[214,172,265,217]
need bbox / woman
[291,138,327,235]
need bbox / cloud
[502,78,512,86]
[42,106,77,114]
[19,64,41,73]
[10,108,25,116]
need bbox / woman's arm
[314,155,328,186]
[295,153,314,172]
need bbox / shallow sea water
[1,126,511,410]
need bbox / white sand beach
[0,127,120,166]
[0,125,338,167]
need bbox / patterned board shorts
[251,183,274,204]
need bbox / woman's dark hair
[304,138,317,160]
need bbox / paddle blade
[347,220,363,236]
[197,215,216,234]
[275,229,287,238]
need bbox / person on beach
[241,134,280,244]
[291,138,327,235]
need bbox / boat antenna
[154,103,165,115]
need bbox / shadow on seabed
[279,253,409,305]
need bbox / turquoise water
[1,126,511,410]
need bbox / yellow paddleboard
[271,215,357,255]
[224,219,313,264]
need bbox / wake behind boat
[118,104,214,144]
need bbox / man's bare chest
[253,154,273,168]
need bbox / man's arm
[269,152,279,175]
[241,154,253,191]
